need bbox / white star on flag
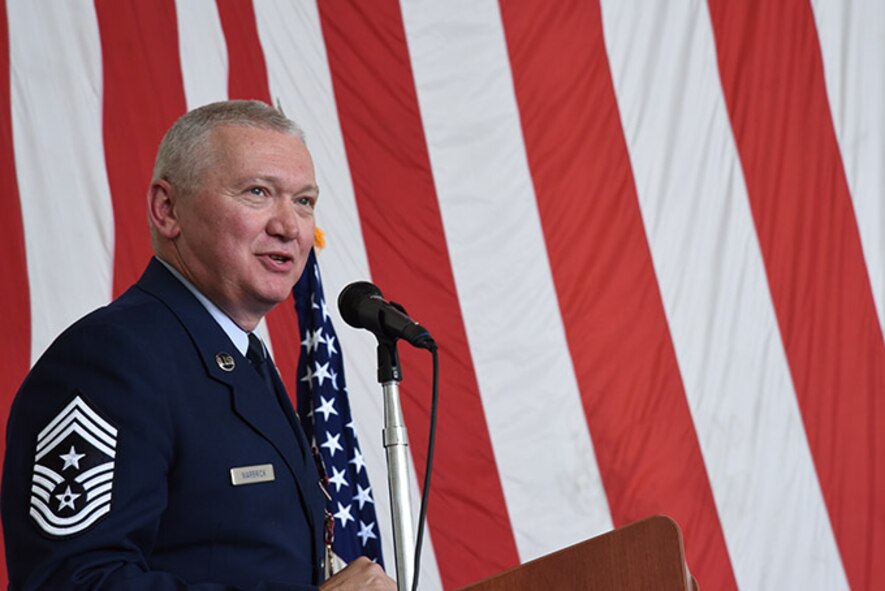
[334,502,355,527]
[301,326,324,353]
[313,361,332,387]
[353,483,374,509]
[349,448,366,474]
[316,396,338,421]
[357,520,378,546]
[299,364,315,387]
[321,432,344,457]
[329,465,349,492]
[324,334,337,357]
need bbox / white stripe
[175,0,228,110]
[8,0,115,362]
[599,1,848,588]
[30,481,54,502]
[811,0,885,332]
[33,464,64,485]
[253,4,442,586]
[401,0,613,562]
[31,495,112,527]
[86,482,113,501]
[74,462,114,490]
[37,411,114,453]
[37,410,116,455]
[34,422,116,463]
[30,499,111,534]
[38,396,116,443]
[76,461,115,483]
[30,504,110,537]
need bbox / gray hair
[152,100,305,195]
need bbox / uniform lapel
[265,356,326,552]
[215,350,325,563]
[266,358,311,465]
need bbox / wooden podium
[458,516,697,591]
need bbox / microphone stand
[376,338,415,591]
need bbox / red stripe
[499,2,737,588]
[317,1,520,587]
[215,0,301,395]
[0,2,29,586]
[707,1,885,588]
[95,0,186,297]
[216,0,272,102]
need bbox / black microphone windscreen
[337,281,382,329]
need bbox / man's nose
[267,200,300,240]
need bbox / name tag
[230,463,275,486]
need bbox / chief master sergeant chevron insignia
[29,394,118,537]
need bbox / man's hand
[319,556,397,590]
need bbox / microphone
[338,282,435,350]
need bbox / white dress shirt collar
[155,256,250,356]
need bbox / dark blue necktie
[246,333,275,393]
[247,333,313,466]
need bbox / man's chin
[260,287,297,309]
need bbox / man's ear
[148,180,181,239]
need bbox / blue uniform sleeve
[1,313,321,591]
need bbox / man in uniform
[1,100,395,590]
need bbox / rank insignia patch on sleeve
[29,395,118,537]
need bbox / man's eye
[249,187,267,197]
[296,196,316,208]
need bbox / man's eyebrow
[247,175,320,195]
[301,183,320,196]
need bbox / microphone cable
[411,342,438,591]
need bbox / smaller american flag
[293,248,384,567]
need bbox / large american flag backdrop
[0,1,882,589]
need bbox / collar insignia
[216,352,236,371]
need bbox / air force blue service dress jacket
[1,258,327,590]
